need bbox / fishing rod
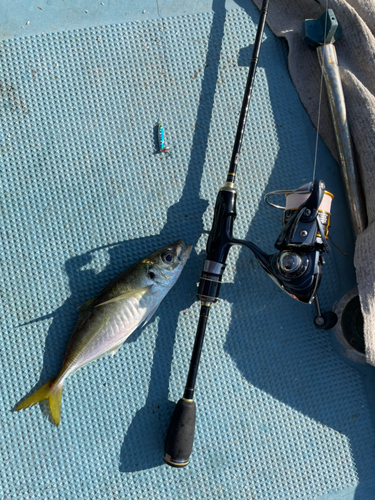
[164,0,337,467]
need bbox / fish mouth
[173,240,192,261]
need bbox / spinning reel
[198,177,338,331]
[266,179,337,328]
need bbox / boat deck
[1,1,374,498]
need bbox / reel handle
[163,399,196,467]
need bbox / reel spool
[283,186,333,245]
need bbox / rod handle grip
[163,399,196,467]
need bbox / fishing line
[156,0,162,21]
[155,0,167,104]
[155,0,173,156]
[312,0,329,182]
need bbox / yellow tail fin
[16,379,64,426]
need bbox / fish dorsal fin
[95,286,152,308]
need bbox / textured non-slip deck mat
[1,3,375,499]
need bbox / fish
[16,239,192,426]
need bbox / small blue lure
[157,122,172,157]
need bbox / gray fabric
[251,0,375,365]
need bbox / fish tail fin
[16,378,64,426]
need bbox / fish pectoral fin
[95,286,152,308]
[141,302,161,327]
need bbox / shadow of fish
[16,240,192,426]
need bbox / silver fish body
[17,240,192,425]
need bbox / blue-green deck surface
[1,1,375,499]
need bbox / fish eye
[162,252,174,263]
